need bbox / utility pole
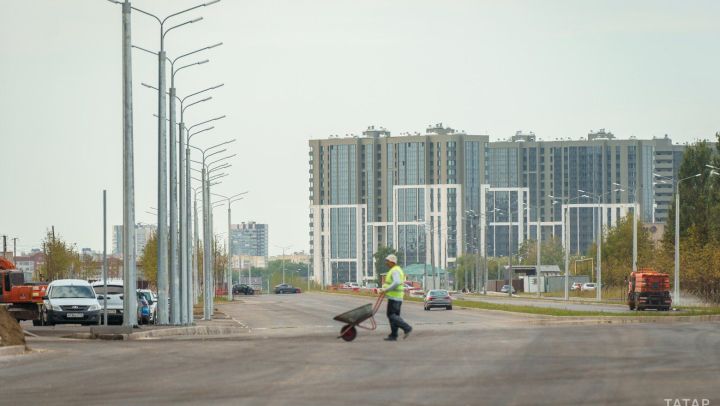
[12,238,17,259]
[103,190,108,326]
[2,235,6,257]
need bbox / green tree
[139,232,158,287]
[588,214,657,289]
[664,140,719,247]
[454,254,478,290]
[39,229,78,281]
[517,237,566,269]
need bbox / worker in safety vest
[377,254,412,341]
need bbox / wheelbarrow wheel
[340,325,357,342]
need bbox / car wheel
[43,310,54,326]
[447,306,452,310]
[32,319,42,326]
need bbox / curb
[128,326,249,340]
[531,314,720,326]
[64,325,249,341]
[0,345,27,356]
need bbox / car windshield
[429,290,448,296]
[50,285,95,299]
[93,285,123,295]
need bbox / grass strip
[322,289,720,317]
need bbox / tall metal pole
[187,149,194,321]
[202,168,213,319]
[596,200,602,301]
[564,203,569,301]
[507,212,512,297]
[156,32,169,326]
[193,189,200,306]
[536,204,541,297]
[227,203,232,301]
[121,0,137,327]
[169,83,180,325]
[282,247,286,284]
[632,202,638,273]
[179,119,188,325]
[103,190,108,326]
[674,184,680,306]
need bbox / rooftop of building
[312,124,701,146]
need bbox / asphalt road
[3,293,719,406]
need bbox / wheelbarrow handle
[372,292,385,315]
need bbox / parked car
[137,292,151,324]
[137,289,157,324]
[581,283,597,292]
[92,280,124,324]
[41,279,101,326]
[233,284,254,295]
[342,282,360,290]
[500,285,516,294]
[424,289,452,311]
[274,284,301,294]
[570,282,583,291]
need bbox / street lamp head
[197,59,210,65]
[190,17,203,23]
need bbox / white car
[42,279,102,326]
[581,283,597,292]
[92,279,125,324]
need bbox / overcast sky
[1,0,718,255]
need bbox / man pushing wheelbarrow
[378,254,412,341]
[333,254,412,342]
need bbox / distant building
[270,251,311,264]
[229,222,268,258]
[13,251,46,281]
[309,124,688,286]
[231,255,267,270]
[112,224,157,259]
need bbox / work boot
[384,336,397,341]
[403,327,412,340]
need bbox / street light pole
[107,0,138,327]
[131,0,219,326]
[189,140,235,320]
[668,172,702,307]
[212,192,249,302]
[275,245,292,284]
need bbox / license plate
[67,313,84,318]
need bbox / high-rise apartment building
[112,223,157,259]
[229,222,268,258]
[309,124,686,286]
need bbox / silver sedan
[424,289,453,310]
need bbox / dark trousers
[386,299,411,338]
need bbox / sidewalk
[38,307,248,341]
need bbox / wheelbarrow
[333,292,385,341]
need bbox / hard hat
[385,254,397,264]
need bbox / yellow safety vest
[384,265,405,300]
